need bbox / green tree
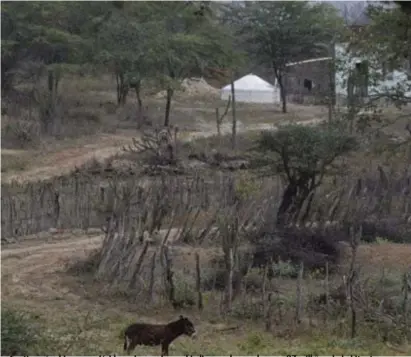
[337,2,411,136]
[146,2,239,126]
[354,3,411,101]
[228,1,344,113]
[1,2,102,133]
[255,124,357,226]
[95,3,155,110]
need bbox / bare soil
[1,112,324,184]
[2,233,411,355]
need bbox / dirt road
[2,131,137,184]
[2,231,410,303]
[2,117,323,184]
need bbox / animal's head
[178,315,196,337]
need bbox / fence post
[295,261,304,324]
[195,252,203,310]
[53,191,60,229]
[403,271,409,344]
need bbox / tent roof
[221,73,274,91]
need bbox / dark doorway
[303,78,313,91]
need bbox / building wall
[284,59,332,105]
[221,88,281,104]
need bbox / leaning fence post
[53,191,60,229]
[325,261,330,315]
[147,251,157,303]
[295,261,304,324]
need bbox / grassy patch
[2,240,411,355]
[3,298,410,355]
[0,305,56,355]
[1,152,30,173]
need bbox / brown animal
[123,315,196,355]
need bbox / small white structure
[220,73,281,104]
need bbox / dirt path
[1,232,105,310]
[2,234,410,299]
[2,117,324,184]
[2,131,137,184]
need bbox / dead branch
[129,240,149,290]
[124,126,178,167]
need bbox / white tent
[220,73,280,104]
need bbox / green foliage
[255,124,357,223]
[225,1,344,111]
[1,1,104,93]
[1,307,40,355]
[271,259,298,278]
[359,4,411,68]
[228,2,343,71]
[234,173,260,202]
[148,3,240,87]
[347,3,411,105]
[256,124,357,178]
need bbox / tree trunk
[116,72,121,105]
[278,75,287,113]
[328,42,336,123]
[215,108,221,137]
[277,178,314,227]
[277,182,297,226]
[1,61,13,93]
[230,74,237,150]
[135,80,142,113]
[134,81,143,127]
[164,87,173,127]
[41,69,57,135]
[116,72,128,106]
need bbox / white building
[334,43,411,101]
[220,73,281,104]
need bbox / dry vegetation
[2,73,411,356]
[1,73,327,182]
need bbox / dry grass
[354,243,411,270]
[2,74,411,355]
[4,72,408,184]
[1,130,138,183]
[1,73,330,183]
[2,232,411,355]
[1,151,31,173]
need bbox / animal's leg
[126,339,138,355]
[124,335,133,352]
[161,342,169,356]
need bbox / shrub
[250,226,342,274]
[271,259,298,278]
[1,307,39,356]
[255,124,357,225]
[2,118,40,149]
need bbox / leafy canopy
[228,1,344,71]
[256,125,357,180]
